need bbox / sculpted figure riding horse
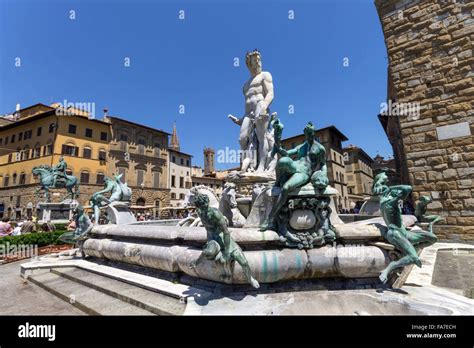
[32,156,80,202]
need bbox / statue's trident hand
[228,114,242,125]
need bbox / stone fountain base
[79,223,399,286]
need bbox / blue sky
[0,0,391,169]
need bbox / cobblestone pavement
[0,260,83,315]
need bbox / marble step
[28,270,157,315]
[51,267,185,315]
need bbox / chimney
[14,103,21,120]
[103,108,108,118]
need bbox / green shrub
[0,230,68,247]
[53,223,68,231]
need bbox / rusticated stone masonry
[375,0,473,241]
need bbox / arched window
[62,142,78,156]
[15,147,21,161]
[21,146,30,161]
[83,146,92,159]
[96,172,105,185]
[33,143,41,158]
[19,173,26,185]
[98,149,107,161]
[136,197,146,206]
[80,171,90,184]
[12,173,17,185]
[44,143,53,156]
[4,175,9,187]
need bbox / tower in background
[169,122,180,151]
[204,147,215,176]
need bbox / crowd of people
[0,217,40,237]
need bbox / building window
[68,124,77,134]
[98,149,107,161]
[83,147,92,159]
[62,144,78,156]
[4,175,9,187]
[119,134,128,142]
[171,175,176,187]
[19,132,23,141]
[49,123,55,133]
[44,144,53,156]
[171,193,176,199]
[21,148,29,161]
[153,172,160,188]
[11,134,15,143]
[137,170,144,186]
[180,158,184,165]
[37,127,42,137]
[24,130,32,139]
[12,173,17,185]
[100,132,107,141]
[19,173,26,185]
[8,154,12,163]
[96,173,105,185]
[85,128,93,138]
[186,159,190,166]
[172,156,176,163]
[138,138,145,154]
[80,171,90,184]
[179,194,185,200]
[179,177,184,188]
[33,147,41,158]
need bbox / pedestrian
[0,217,13,237]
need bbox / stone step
[51,267,185,315]
[28,271,156,315]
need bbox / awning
[130,205,156,209]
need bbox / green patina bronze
[415,195,442,225]
[260,120,329,231]
[190,193,260,288]
[90,173,132,223]
[372,172,438,284]
[32,156,80,202]
[59,204,93,257]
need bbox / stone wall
[375,0,473,241]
